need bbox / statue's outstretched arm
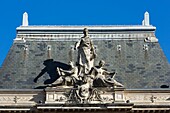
[60,68,74,75]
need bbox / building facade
[0,12,170,113]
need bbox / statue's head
[99,60,105,67]
[83,28,88,36]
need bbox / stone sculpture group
[34,28,123,103]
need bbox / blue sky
[0,0,170,66]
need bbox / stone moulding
[0,89,170,112]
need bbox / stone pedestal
[114,87,125,103]
[45,86,72,104]
[45,86,125,104]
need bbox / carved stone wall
[124,90,170,105]
[0,90,44,106]
[0,89,169,112]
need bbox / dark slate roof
[0,25,170,89]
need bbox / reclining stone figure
[89,60,123,87]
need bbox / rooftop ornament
[22,12,29,26]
